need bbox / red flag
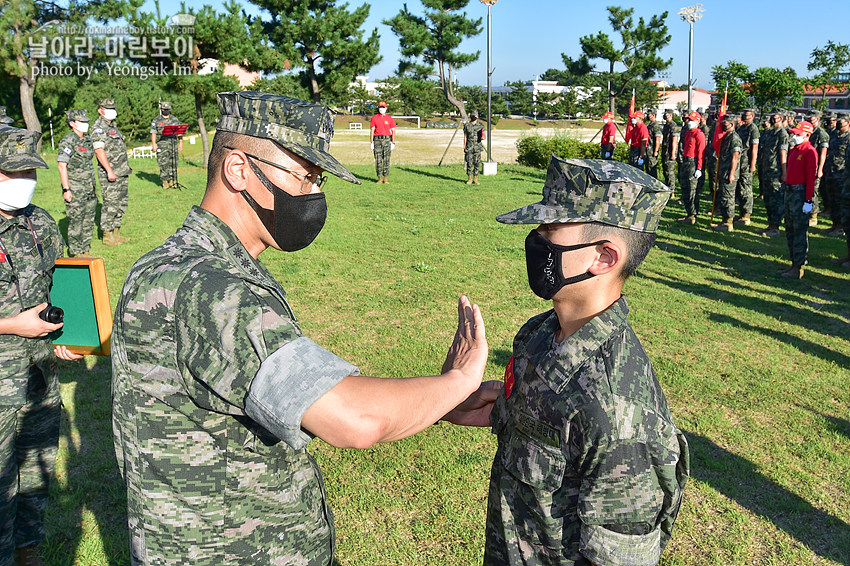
[712,86,728,155]
[624,88,635,143]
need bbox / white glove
[605,152,611,159]
[637,158,645,166]
[802,201,813,214]
[370,142,374,150]
[694,170,702,179]
[391,142,396,150]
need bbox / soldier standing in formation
[825,114,849,238]
[485,156,689,566]
[0,124,82,566]
[756,110,789,238]
[111,91,498,564]
[645,109,663,179]
[661,109,680,191]
[91,98,132,246]
[697,110,711,199]
[150,101,182,190]
[463,111,486,185]
[678,111,707,224]
[627,110,649,170]
[712,115,743,232]
[599,111,616,159]
[780,121,817,279]
[370,100,396,184]
[806,110,830,227]
[704,112,719,201]
[57,109,96,257]
[734,109,759,226]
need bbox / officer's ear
[222,149,251,192]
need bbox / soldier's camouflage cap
[98,98,117,109]
[0,125,49,171]
[496,154,672,233]
[66,109,89,122]
[470,110,479,118]
[807,109,822,118]
[160,101,171,110]
[0,107,13,125]
[721,113,737,123]
[216,90,359,184]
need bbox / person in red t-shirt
[370,101,397,184]
[677,111,707,224]
[600,112,617,159]
[781,121,818,279]
[627,111,649,170]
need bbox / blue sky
[146,0,850,90]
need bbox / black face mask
[524,229,609,300]
[242,158,327,252]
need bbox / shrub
[516,134,629,168]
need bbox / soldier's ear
[222,149,250,192]
[589,240,622,278]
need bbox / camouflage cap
[0,107,13,125]
[721,113,737,123]
[470,110,479,119]
[0,125,49,171]
[216,90,359,184]
[496,155,672,233]
[807,109,822,118]
[98,98,117,109]
[160,101,171,110]
[66,109,89,122]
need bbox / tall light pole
[679,4,704,113]
[480,0,498,171]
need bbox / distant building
[655,87,713,114]
[797,84,850,113]
[492,80,602,115]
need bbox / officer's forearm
[57,163,69,188]
[94,148,113,175]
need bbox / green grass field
[27,141,850,565]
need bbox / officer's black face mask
[524,229,609,300]
[241,158,327,252]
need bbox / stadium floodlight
[679,4,705,112]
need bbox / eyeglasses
[224,146,327,194]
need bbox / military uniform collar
[0,205,35,230]
[529,296,630,394]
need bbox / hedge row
[516,134,630,169]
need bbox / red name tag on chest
[78,146,87,152]
[0,252,5,263]
[504,356,515,399]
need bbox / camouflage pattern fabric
[628,146,644,170]
[678,158,700,217]
[811,126,830,215]
[824,130,850,219]
[0,127,48,171]
[0,206,63,562]
[464,121,485,176]
[112,206,355,565]
[715,131,743,220]
[151,113,180,183]
[57,132,96,254]
[735,122,759,216]
[0,107,12,125]
[496,156,672,234]
[784,184,809,265]
[661,122,680,190]
[759,127,789,227]
[373,137,392,177]
[485,298,689,566]
[840,159,850,232]
[91,116,131,231]
[646,119,663,178]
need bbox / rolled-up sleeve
[245,336,359,450]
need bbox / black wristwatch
[61,186,70,193]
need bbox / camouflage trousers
[784,184,810,266]
[156,138,178,182]
[678,159,700,216]
[716,173,737,221]
[98,171,129,232]
[65,182,97,255]
[465,148,482,176]
[839,178,850,231]
[704,158,716,200]
[822,176,841,218]
[373,137,392,177]
[600,144,615,160]
[628,147,644,170]
[645,154,659,179]
[761,171,785,227]
[811,178,821,215]
[736,167,754,216]
[662,159,677,192]
[0,362,61,562]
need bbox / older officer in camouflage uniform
[0,125,81,566]
[112,91,499,565]
[57,109,96,257]
[486,156,689,566]
[92,98,132,246]
[825,114,850,237]
[734,108,759,226]
[756,109,789,237]
[661,109,680,191]
[713,115,743,232]
[150,101,182,189]
[463,110,486,185]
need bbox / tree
[385,0,482,121]
[504,81,533,117]
[571,6,671,113]
[808,41,850,110]
[748,67,803,111]
[249,0,381,104]
[456,85,508,116]
[711,60,752,110]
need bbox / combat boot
[102,230,117,246]
[780,264,804,279]
[113,227,130,243]
[712,219,734,232]
[808,213,818,227]
[375,177,383,184]
[14,544,45,566]
[733,213,751,226]
[383,176,389,184]
[466,175,473,185]
[677,215,696,224]
[472,175,479,185]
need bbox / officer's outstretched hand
[12,303,63,338]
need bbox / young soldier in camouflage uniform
[57,109,96,257]
[486,155,689,566]
[807,110,830,227]
[697,110,711,198]
[463,111,486,185]
[704,113,718,200]
[756,110,789,237]
[0,125,82,566]
[645,109,663,179]
[825,114,849,237]
[92,98,132,246]
[781,121,818,279]
[734,109,759,226]
[661,109,680,191]
[712,115,743,232]
[370,100,396,184]
[150,101,182,189]
[111,91,499,565]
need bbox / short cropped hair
[207,131,269,186]
[582,222,657,280]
